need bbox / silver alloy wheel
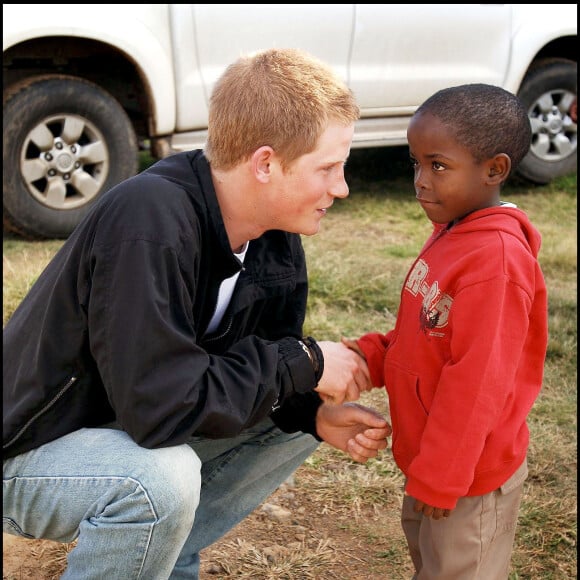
[20,113,109,210]
[528,89,577,163]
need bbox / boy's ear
[486,153,511,184]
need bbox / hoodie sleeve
[356,331,394,387]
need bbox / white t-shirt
[206,242,249,333]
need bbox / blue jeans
[3,418,319,579]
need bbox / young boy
[344,84,548,579]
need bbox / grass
[2,147,577,579]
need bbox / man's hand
[315,341,372,404]
[315,402,391,463]
[411,497,452,520]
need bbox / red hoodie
[357,205,548,509]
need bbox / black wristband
[301,336,324,384]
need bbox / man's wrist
[298,337,324,383]
[298,339,314,365]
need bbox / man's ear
[251,146,275,183]
[486,153,511,185]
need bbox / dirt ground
[3,466,414,579]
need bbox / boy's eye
[432,161,445,171]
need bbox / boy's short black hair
[415,83,532,170]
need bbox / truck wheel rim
[19,113,109,210]
[528,89,577,162]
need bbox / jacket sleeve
[270,391,324,440]
[252,232,326,436]
[88,235,320,449]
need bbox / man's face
[267,122,355,236]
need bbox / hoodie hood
[431,203,542,258]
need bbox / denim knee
[139,444,202,535]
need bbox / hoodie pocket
[386,363,429,470]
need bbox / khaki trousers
[401,458,528,580]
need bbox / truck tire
[3,74,139,239]
[516,58,577,185]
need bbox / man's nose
[330,173,349,199]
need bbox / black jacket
[3,150,323,459]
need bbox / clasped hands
[312,338,391,464]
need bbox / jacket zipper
[421,223,451,256]
[203,315,234,344]
[3,376,78,450]
[393,226,450,339]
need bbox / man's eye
[325,163,345,173]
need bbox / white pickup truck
[3,4,577,239]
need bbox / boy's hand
[316,402,391,463]
[412,498,452,520]
[341,336,366,359]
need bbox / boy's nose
[414,166,428,190]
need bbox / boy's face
[407,112,499,224]
[267,122,354,236]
